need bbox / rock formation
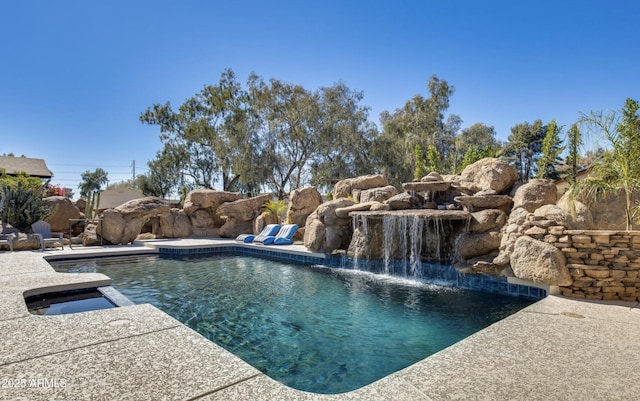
[43,196,81,233]
[287,187,323,228]
[183,190,242,235]
[216,194,273,238]
[510,236,572,286]
[99,197,171,245]
[333,175,388,199]
[459,158,519,194]
[358,185,399,203]
[159,208,192,238]
[493,179,559,267]
[304,198,355,253]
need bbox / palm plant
[570,98,640,230]
[263,199,287,223]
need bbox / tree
[537,119,565,179]
[141,69,262,192]
[566,123,583,184]
[0,171,44,191]
[426,144,440,172]
[505,120,546,181]
[308,83,377,192]
[372,75,458,186]
[454,122,502,172]
[572,98,640,230]
[137,146,184,198]
[413,144,428,180]
[248,75,319,198]
[249,76,373,197]
[79,168,108,198]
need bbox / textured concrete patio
[1,240,639,400]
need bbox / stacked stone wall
[521,215,640,302]
[555,230,640,302]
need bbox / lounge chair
[0,233,14,252]
[235,224,281,244]
[258,224,298,245]
[31,220,64,251]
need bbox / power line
[48,163,131,168]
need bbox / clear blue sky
[1,0,638,195]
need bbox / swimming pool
[51,254,535,394]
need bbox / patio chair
[31,220,64,251]
[0,233,14,252]
[235,224,281,243]
[258,224,298,245]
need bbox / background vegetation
[135,68,624,200]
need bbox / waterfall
[382,216,395,274]
[349,210,462,281]
[432,216,443,261]
[409,215,424,278]
[382,215,423,278]
[380,214,447,279]
[352,214,368,270]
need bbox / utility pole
[132,160,135,181]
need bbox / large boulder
[385,192,425,210]
[97,197,171,244]
[359,185,399,203]
[555,192,594,230]
[183,190,241,215]
[303,218,326,252]
[216,194,272,238]
[190,209,215,229]
[512,179,557,213]
[493,207,531,266]
[159,208,192,238]
[468,209,507,233]
[115,197,171,219]
[304,198,355,253]
[335,202,379,218]
[99,209,126,245]
[315,198,356,226]
[333,175,388,199]
[75,198,87,213]
[533,204,570,227]
[183,189,241,231]
[510,236,572,286]
[454,195,513,214]
[287,187,323,227]
[455,231,502,260]
[44,196,81,232]
[402,181,451,193]
[421,172,443,182]
[459,158,519,194]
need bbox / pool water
[51,254,534,394]
[26,288,117,315]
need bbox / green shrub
[263,199,287,223]
[1,181,50,232]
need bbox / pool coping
[1,239,640,400]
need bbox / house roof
[0,156,53,178]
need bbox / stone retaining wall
[521,215,640,302]
[518,214,640,301]
[556,230,640,301]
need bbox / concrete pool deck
[1,239,639,400]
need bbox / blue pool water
[51,254,534,394]
[25,288,117,315]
